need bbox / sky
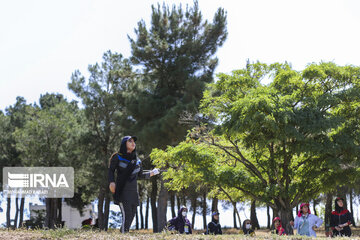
[1,0,360,111]
[1,0,360,228]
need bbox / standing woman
[290,203,323,237]
[330,197,354,237]
[108,136,160,232]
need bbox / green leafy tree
[69,51,134,230]
[152,62,360,229]
[127,1,227,231]
[151,138,246,229]
[198,61,360,226]
[0,97,31,228]
[0,111,10,189]
[0,111,11,228]
[14,93,86,229]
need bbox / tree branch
[226,136,268,186]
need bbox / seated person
[242,219,255,236]
[206,211,222,235]
[167,206,192,234]
[272,217,286,236]
[330,197,354,237]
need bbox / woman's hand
[150,168,160,177]
[109,182,116,193]
[289,220,294,226]
[312,225,317,231]
[335,226,342,231]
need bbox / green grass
[0,228,359,239]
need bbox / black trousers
[333,227,351,237]
[119,202,137,233]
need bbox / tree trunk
[211,197,218,212]
[151,177,158,232]
[233,207,237,229]
[97,190,105,230]
[57,198,62,227]
[266,205,270,229]
[14,197,19,229]
[325,192,333,233]
[45,198,58,229]
[6,197,11,228]
[19,197,25,228]
[139,199,144,229]
[45,198,50,228]
[59,198,63,226]
[135,208,139,230]
[202,192,207,230]
[157,178,168,232]
[276,204,293,235]
[313,199,318,216]
[104,194,110,230]
[145,195,150,229]
[181,193,186,207]
[191,195,197,228]
[170,191,176,218]
[176,195,181,213]
[272,206,279,219]
[349,189,355,227]
[52,198,58,228]
[250,200,260,229]
[218,186,241,228]
[46,198,56,229]
[233,202,241,228]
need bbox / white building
[29,201,95,229]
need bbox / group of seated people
[167,198,354,237]
[166,206,256,236]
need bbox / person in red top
[272,217,286,236]
[330,197,354,237]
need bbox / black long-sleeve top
[207,219,222,235]
[108,152,149,205]
[330,209,353,237]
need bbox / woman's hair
[119,141,127,154]
[242,219,251,232]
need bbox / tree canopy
[127,1,227,151]
[151,62,360,225]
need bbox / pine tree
[127,1,227,232]
[127,0,227,151]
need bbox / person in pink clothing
[272,217,286,236]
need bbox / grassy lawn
[0,227,359,239]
